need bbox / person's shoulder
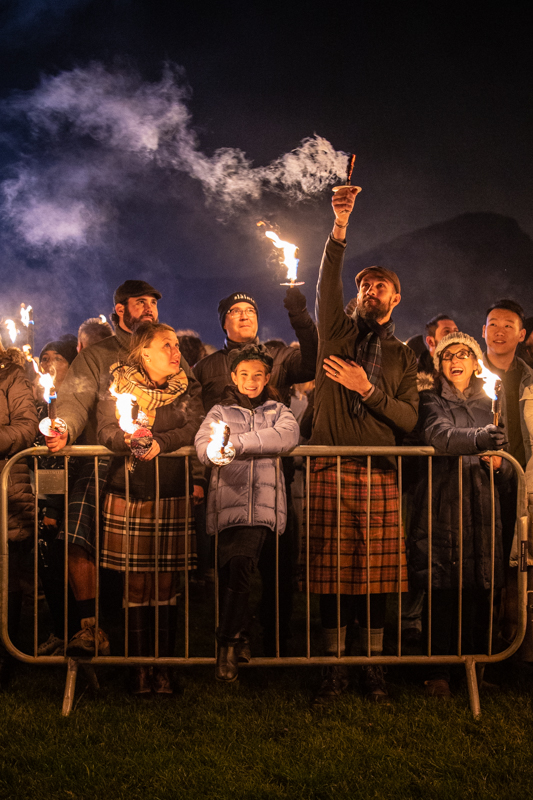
[194,348,227,373]
[517,357,533,385]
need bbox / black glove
[475,424,507,451]
[283,286,307,313]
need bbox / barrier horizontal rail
[1,445,528,718]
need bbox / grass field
[2,654,533,800]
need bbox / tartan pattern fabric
[300,457,407,595]
[110,364,188,427]
[351,314,395,417]
[60,458,109,556]
[101,492,196,572]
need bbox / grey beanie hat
[230,343,273,373]
[433,332,483,372]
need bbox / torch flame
[479,364,499,401]
[264,231,299,283]
[5,320,17,343]
[209,420,228,450]
[20,304,32,327]
[99,314,107,324]
[38,370,56,403]
[109,386,137,434]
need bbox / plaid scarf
[111,364,188,428]
[351,313,395,417]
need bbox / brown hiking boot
[424,678,452,699]
[65,625,110,657]
[312,665,350,707]
[361,665,390,703]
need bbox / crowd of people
[1,184,533,706]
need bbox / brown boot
[129,666,152,698]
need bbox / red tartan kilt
[300,457,407,595]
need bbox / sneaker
[361,665,389,703]
[424,678,452,699]
[312,665,349,707]
[65,625,110,657]
[37,633,65,656]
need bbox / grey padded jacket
[195,393,299,535]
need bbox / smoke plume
[1,62,348,250]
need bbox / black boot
[216,588,249,683]
[151,604,177,696]
[127,606,151,698]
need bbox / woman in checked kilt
[97,322,203,697]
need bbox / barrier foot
[62,658,79,716]
[81,664,100,694]
[465,657,481,719]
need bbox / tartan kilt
[101,492,196,573]
[300,457,407,595]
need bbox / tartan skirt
[101,492,196,573]
[300,457,407,595]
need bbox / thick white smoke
[1,62,349,249]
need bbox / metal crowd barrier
[0,445,528,718]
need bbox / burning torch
[206,420,235,467]
[479,365,503,426]
[20,304,34,357]
[257,221,303,287]
[110,386,153,471]
[38,370,68,438]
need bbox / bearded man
[306,185,418,705]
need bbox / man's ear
[426,335,435,351]
[519,327,526,343]
[482,323,487,341]
[115,302,125,321]
[390,292,401,311]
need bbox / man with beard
[44,280,202,658]
[306,185,418,705]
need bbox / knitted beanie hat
[218,292,259,331]
[39,336,78,366]
[433,332,483,372]
[230,343,273,373]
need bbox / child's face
[231,360,270,398]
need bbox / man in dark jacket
[417,314,458,383]
[307,184,418,704]
[45,280,203,657]
[194,287,318,656]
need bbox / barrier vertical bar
[275,457,280,658]
[33,455,40,657]
[427,456,433,656]
[365,456,371,657]
[305,455,311,660]
[457,457,463,657]
[184,454,190,659]
[397,456,403,656]
[336,456,342,657]
[154,456,160,658]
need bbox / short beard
[356,295,391,322]
[123,307,158,332]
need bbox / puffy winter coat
[0,358,39,541]
[408,378,511,591]
[195,388,300,535]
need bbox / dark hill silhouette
[343,213,533,342]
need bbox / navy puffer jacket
[408,377,511,591]
[195,387,299,535]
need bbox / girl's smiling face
[231,359,270,398]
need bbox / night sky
[0,2,532,351]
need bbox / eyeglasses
[227,308,257,318]
[441,349,474,362]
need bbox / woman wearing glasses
[408,332,511,698]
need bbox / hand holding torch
[206,421,236,466]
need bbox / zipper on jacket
[248,408,254,524]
